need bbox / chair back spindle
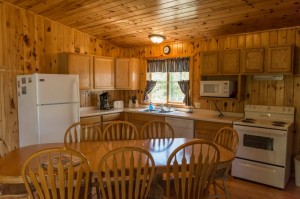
[102,121,139,141]
[98,147,155,199]
[64,122,102,143]
[166,140,220,199]
[22,148,90,199]
[141,120,174,139]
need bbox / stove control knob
[283,107,286,112]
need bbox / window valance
[147,57,190,72]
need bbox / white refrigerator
[17,73,80,147]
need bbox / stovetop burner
[272,121,287,127]
[241,118,255,123]
[235,117,293,130]
[234,105,295,130]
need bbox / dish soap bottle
[149,102,153,111]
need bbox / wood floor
[214,176,300,199]
[92,176,300,199]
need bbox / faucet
[160,103,164,111]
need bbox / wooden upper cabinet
[266,45,294,73]
[59,53,93,90]
[201,50,240,75]
[94,56,115,89]
[241,48,265,74]
[115,58,140,90]
[200,51,218,75]
[219,49,240,74]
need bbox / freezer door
[37,103,79,144]
[35,74,79,104]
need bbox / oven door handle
[234,125,287,136]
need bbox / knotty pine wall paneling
[1,1,300,154]
[125,27,300,154]
[0,1,124,150]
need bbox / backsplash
[80,90,140,108]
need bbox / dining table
[0,138,234,184]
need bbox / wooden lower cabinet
[80,115,102,133]
[194,120,232,141]
[81,113,233,141]
[102,113,122,130]
[126,113,164,135]
[80,115,102,129]
[80,113,122,132]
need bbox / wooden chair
[141,120,174,139]
[164,140,220,199]
[212,126,239,199]
[0,138,9,157]
[0,138,28,198]
[64,122,102,198]
[102,121,139,140]
[21,147,90,199]
[98,146,155,199]
[64,122,102,143]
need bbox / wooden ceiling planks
[3,0,300,47]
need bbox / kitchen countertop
[80,107,244,124]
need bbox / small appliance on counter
[128,95,139,108]
[113,100,124,109]
[99,92,110,110]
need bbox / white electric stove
[232,105,295,189]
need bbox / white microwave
[200,80,236,97]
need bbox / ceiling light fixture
[148,34,165,44]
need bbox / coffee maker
[99,92,110,110]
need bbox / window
[147,72,189,104]
[145,58,190,104]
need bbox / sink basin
[158,109,174,113]
[138,109,174,114]
[138,109,159,112]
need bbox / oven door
[234,124,287,166]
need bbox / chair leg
[213,179,218,197]
[94,178,101,199]
[222,179,230,199]
[212,178,230,199]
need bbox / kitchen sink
[158,109,174,113]
[138,109,174,114]
[138,109,159,112]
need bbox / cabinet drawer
[102,113,121,122]
[80,116,101,125]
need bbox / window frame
[147,71,189,105]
